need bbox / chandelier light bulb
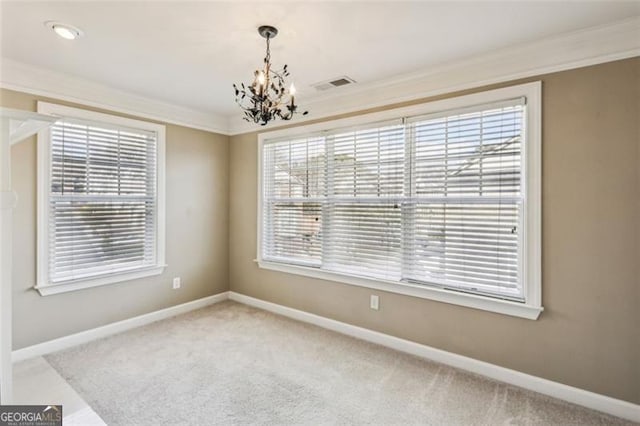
[289,83,296,96]
[257,71,266,86]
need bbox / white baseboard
[228,291,640,423]
[12,289,638,422]
[12,291,229,363]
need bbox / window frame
[36,102,166,296]
[257,82,542,319]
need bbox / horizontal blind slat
[262,101,525,300]
[48,117,158,284]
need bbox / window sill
[35,265,166,296]
[256,260,543,320]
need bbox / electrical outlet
[172,277,181,289]
[370,295,379,310]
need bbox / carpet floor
[45,301,633,425]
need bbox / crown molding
[1,17,638,137]
[228,16,640,135]
[0,58,230,135]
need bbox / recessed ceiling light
[44,21,84,40]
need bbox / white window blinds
[262,98,527,301]
[403,102,523,299]
[48,118,158,284]
[324,124,405,281]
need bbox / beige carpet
[45,301,632,425]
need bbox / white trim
[0,18,637,137]
[258,83,538,142]
[257,83,542,319]
[36,102,167,295]
[524,83,542,308]
[1,107,59,146]
[12,292,229,362]
[257,261,541,320]
[37,101,167,133]
[0,190,17,211]
[0,118,13,402]
[9,289,639,421]
[34,265,166,296]
[0,58,229,135]
[228,16,640,135]
[228,292,640,423]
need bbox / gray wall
[1,88,230,350]
[229,58,640,404]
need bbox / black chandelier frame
[233,25,308,126]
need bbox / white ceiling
[1,1,639,118]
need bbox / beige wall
[1,89,230,350]
[229,58,640,404]
[3,57,638,404]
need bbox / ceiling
[1,1,639,118]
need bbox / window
[36,102,166,295]
[258,83,541,319]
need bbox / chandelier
[233,25,307,126]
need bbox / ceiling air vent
[312,76,356,92]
